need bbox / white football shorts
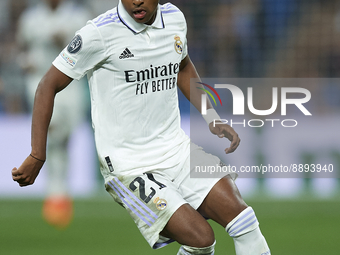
[105,143,236,249]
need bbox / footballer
[12,0,270,254]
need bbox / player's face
[121,0,160,25]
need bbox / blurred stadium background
[0,0,339,254]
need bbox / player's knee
[197,234,215,248]
[190,224,215,248]
[162,219,215,248]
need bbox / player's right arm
[12,66,73,187]
[12,19,108,186]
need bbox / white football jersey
[53,1,190,181]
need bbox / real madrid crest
[153,197,167,211]
[174,35,183,54]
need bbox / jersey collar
[117,0,164,34]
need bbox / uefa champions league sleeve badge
[174,35,183,54]
[67,35,83,54]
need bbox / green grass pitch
[0,197,339,254]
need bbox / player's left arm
[177,55,240,154]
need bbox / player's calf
[226,207,270,255]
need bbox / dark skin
[12,66,72,186]
[12,0,246,248]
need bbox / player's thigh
[197,175,248,228]
[161,203,215,248]
[106,174,215,248]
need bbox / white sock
[226,207,270,255]
[177,240,216,255]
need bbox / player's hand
[209,121,240,154]
[12,154,45,187]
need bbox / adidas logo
[119,48,134,59]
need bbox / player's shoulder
[160,3,186,27]
[75,7,119,42]
[160,2,183,14]
[160,3,186,21]
[90,7,121,29]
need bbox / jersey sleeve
[53,21,107,80]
